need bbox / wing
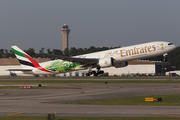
[44,54,99,67]
[6,68,33,71]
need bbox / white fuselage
[76,41,175,61]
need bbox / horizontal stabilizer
[6,69,33,71]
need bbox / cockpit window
[168,43,173,45]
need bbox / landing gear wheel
[100,70,104,74]
[89,72,92,75]
[86,73,90,76]
[94,73,98,77]
[92,71,96,75]
[97,70,104,75]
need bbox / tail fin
[11,45,39,68]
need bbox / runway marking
[6,112,23,116]
[153,113,180,117]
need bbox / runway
[0,82,180,117]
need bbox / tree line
[0,46,180,70]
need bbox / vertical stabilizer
[11,45,38,68]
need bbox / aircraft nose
[167,42,176,49]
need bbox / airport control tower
[61,24,70,52]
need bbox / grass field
[69,94,180,106]
[0,76,180,84]
[0,117,180,120]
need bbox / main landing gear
[85,67,104,77]
[85,70,104,76]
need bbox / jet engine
[113,60,128,68]
[97,57,114,68]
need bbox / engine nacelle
[98,57,114,68]
[113,60,128,68]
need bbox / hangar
[0,58,171,76]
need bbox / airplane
[7,41,176,76]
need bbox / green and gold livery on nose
[161,44,164,49]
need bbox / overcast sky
[0,0,180,51]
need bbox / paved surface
[1,82,180,117]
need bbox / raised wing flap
[44,54,99,66]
